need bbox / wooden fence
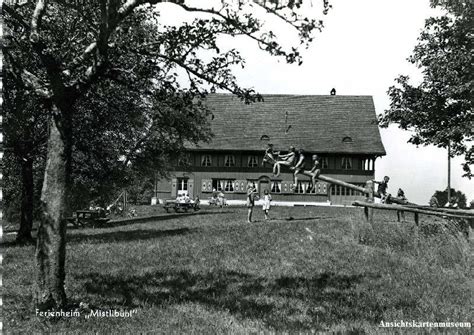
[353,200,474,225]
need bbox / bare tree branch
[30,0,49,42]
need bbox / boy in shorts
[373,176,391,203]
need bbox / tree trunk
[34,108,72,310]
[17,157,35,244]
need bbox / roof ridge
[207,93,374,98]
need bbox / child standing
[262,189,272,220]
[247,183,258,223]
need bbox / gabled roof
[189,94,386,155]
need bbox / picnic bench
[67,210,110,228]
[163,200,200,213]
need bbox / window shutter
[171,178,177,197]
[201,179,212,192]
[320,182,328,194]
[313,182,328,194]
[188,179,194,198]
[234,180,246,193]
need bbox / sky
[157,0,473,205]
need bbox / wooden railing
[353,200,474,225]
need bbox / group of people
[210,189,227,207]
[175,193,201,209]
[246,183,272,223]
[176,193,192,203]
[263,144,321,192]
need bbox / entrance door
[176,178,188,196]
[259,180,269,197]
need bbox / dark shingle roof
[189,94,386,155]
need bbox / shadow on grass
[77,269,382,331]
[67,227,194,244]
[1,211,232,248]
[96,210,233,228]
[282,216,336,222]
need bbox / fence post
[365,180,374,224]
[414,212,419,226]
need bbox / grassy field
[2,206,472,334]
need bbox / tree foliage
[379,1,473,178]
[432,188,467,208]
[4,0,330,309]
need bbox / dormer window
[342,136,353,143]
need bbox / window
[341,157,352,170]
[201,155,212,167]
[296,181,309,194]
[212,179,235,192]
[271,181,281,193]
[248,155,258,167]
[224,155,236,167]
[212,179,223,191]
[362,158,374,171]
[224,180,235,192]
[321,157,329,169]
[307,182,327,194]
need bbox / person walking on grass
[262,189,272,220]
[247,182,258,223]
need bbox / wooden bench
[67,210,110,228]
[163,200,199,213]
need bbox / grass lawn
[2,206,472,334]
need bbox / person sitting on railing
[397,188,407,201]
[307,154,321,193]
[429,195,439,208]
[396,188,407,221]
[262,143,280,166]
[273,146,296,177]
[290,149,305,191]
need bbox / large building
[155,94,386,205]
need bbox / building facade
[155,94,386,205]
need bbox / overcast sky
[159,0,473,205]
